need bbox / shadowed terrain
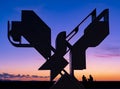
[0,81,120,89]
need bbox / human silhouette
[88,75,93,82]
[82,75,87,83]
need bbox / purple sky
[0,0,120,81]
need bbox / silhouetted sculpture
[8,8,109,89]
[8,11,51,59]
[39,31,68,81]
[50,72,84,89]
[70,9,109,76]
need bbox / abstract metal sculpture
[8,9,109,89]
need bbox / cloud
[94,46,120,58]
[0,73,49,81]
[95,53,120,58]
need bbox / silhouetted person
[87,75,94,88]
[82,75,87,83]
[88,75,93,82]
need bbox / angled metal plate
[22,11,51,59]
[39,55,68,80]
[8,11,51,59]
[55,31,67,56]
[71,9,109,70]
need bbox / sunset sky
[0,0,120,81]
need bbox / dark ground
[0,81,120,89]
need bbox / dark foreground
[0,81,120,89]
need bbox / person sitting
[88,75,93,82]
[82,75,87,83]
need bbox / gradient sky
[0,0,120,81]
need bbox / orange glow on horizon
[1,52,120,81]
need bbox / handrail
[8,21,33,47]
[66,8,96,41]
